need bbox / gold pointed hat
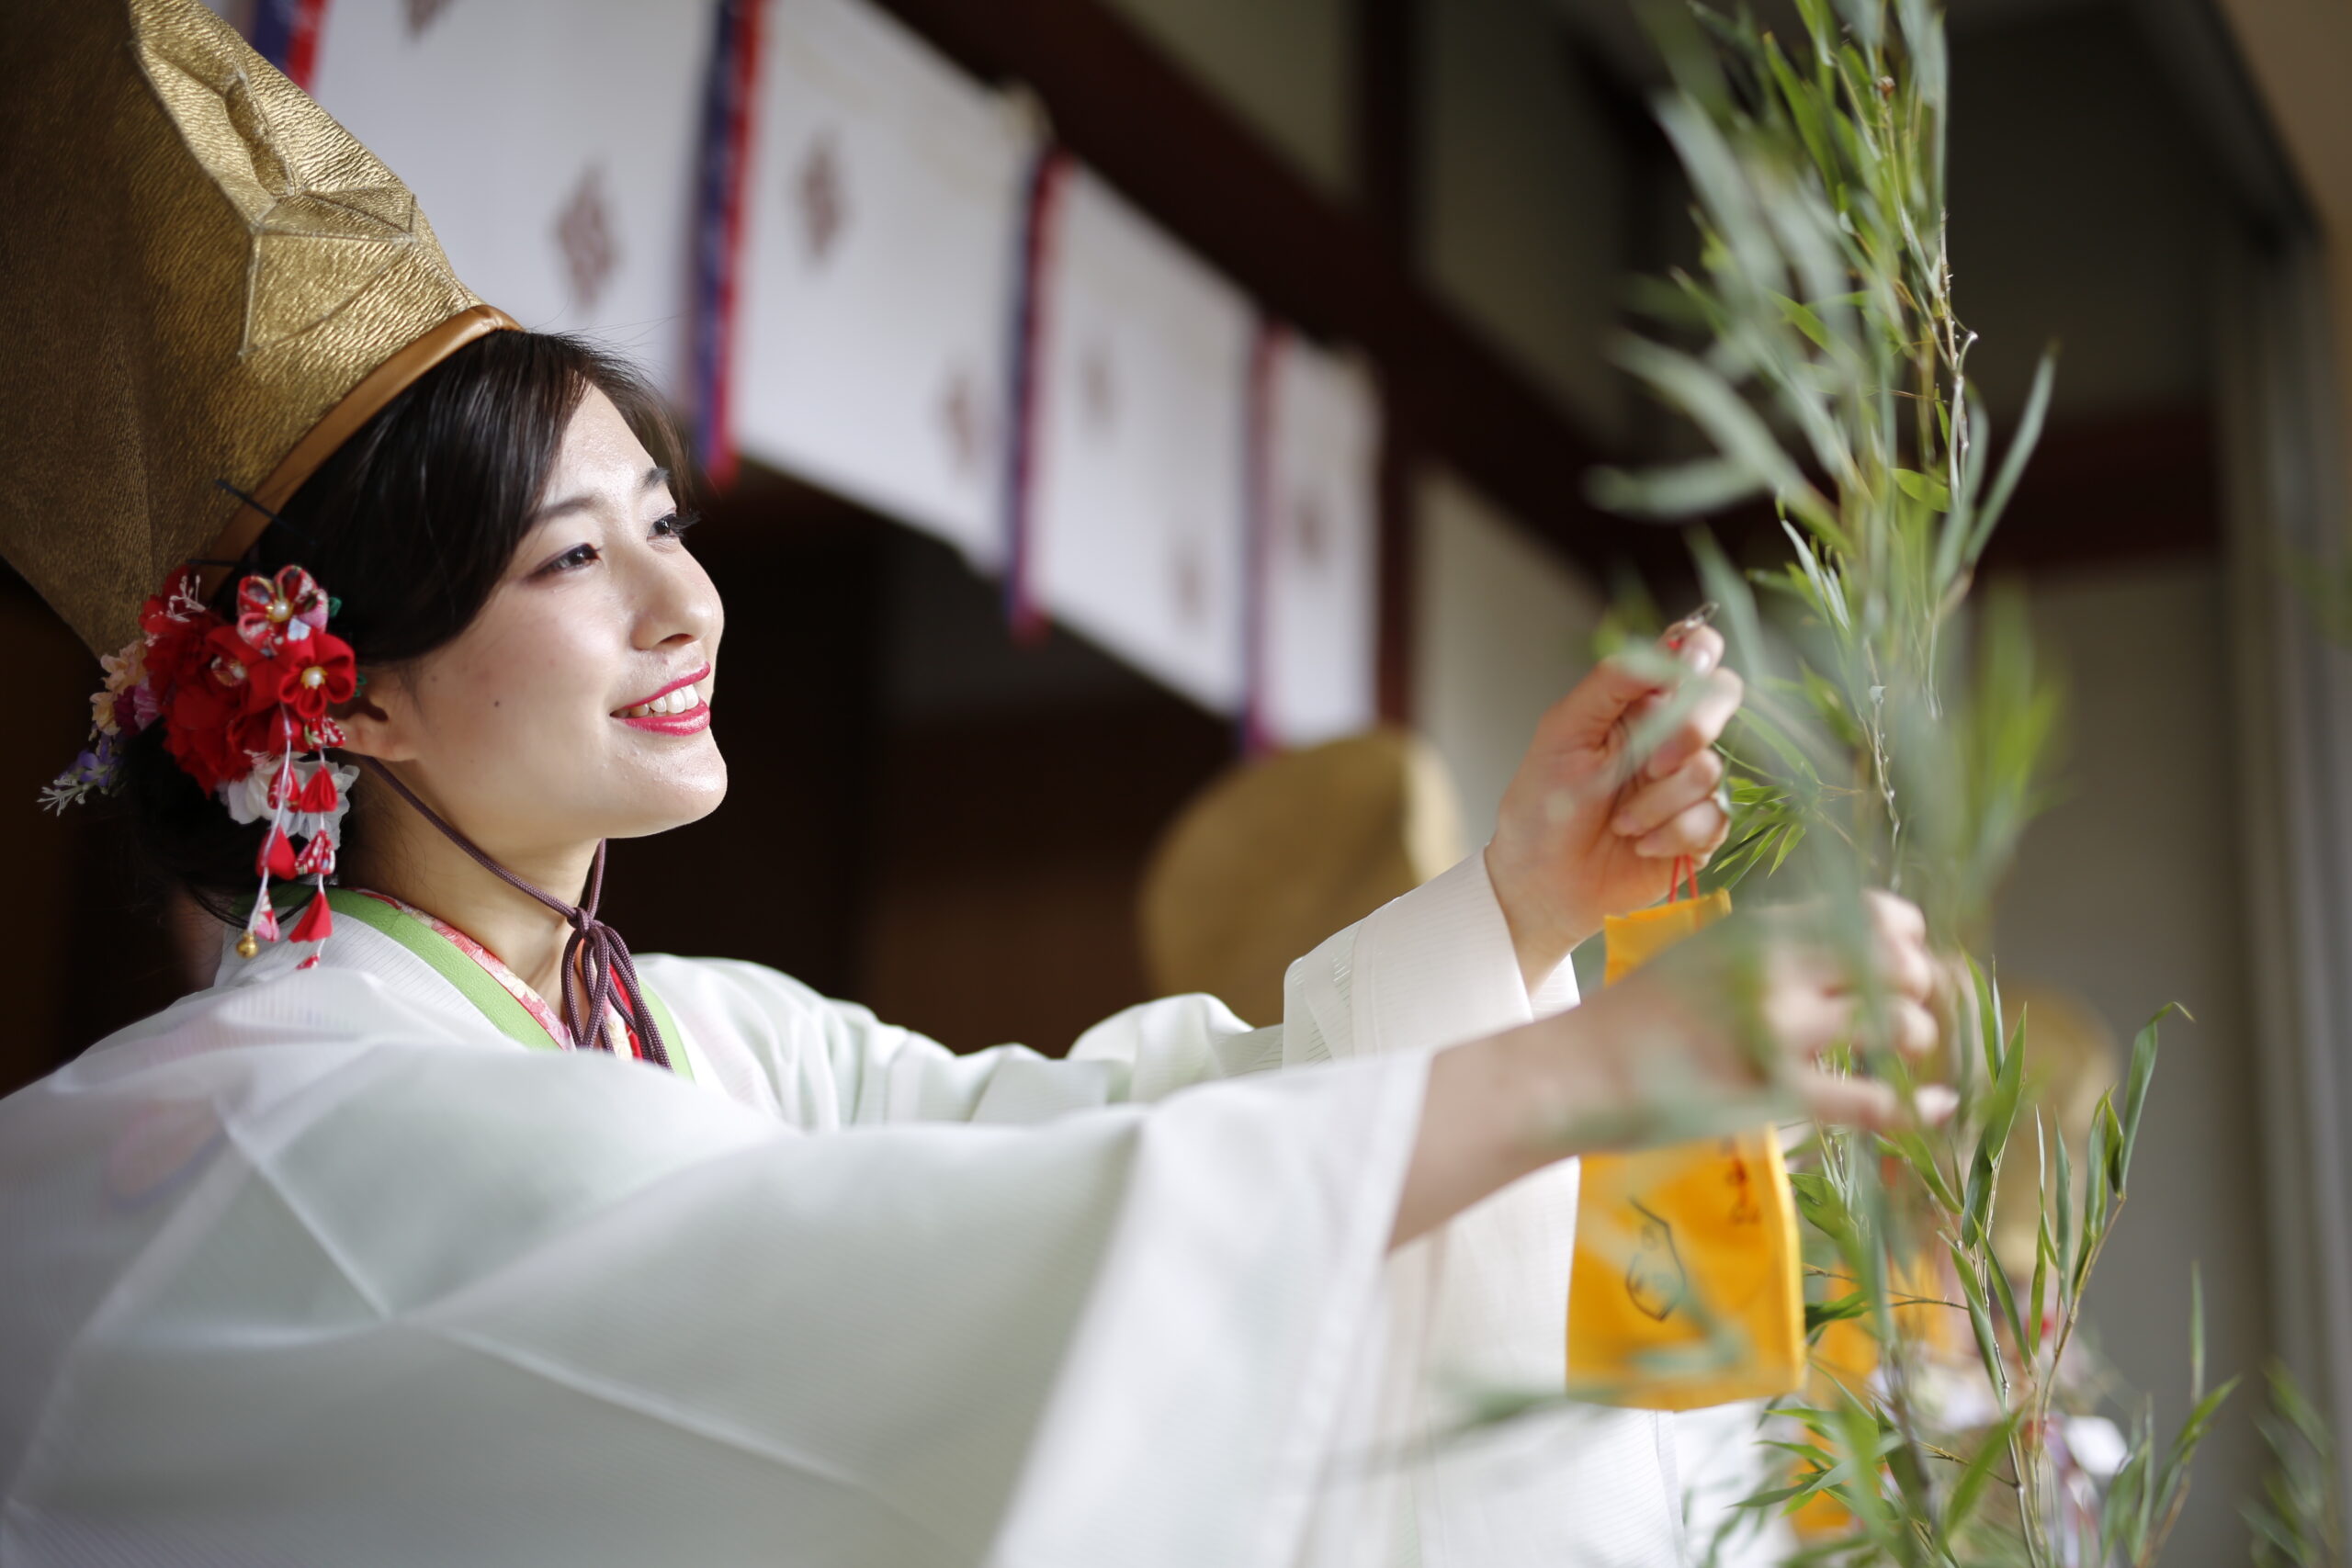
[0,0,517,655]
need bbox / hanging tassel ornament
[288,887,334,944]
[256,824,300,880]
[293,833,334,877]
[294,764,338,813]
[237,897,282,959]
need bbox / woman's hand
[1484,622,1744,990]
[1392,890,1947,1247]
[1587,890,1947,1132]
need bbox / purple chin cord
[356,758,670,1071]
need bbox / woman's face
[351,387,726,861]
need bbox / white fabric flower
[219,753,291,826]
[216,756,356,843]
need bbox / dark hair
[123,330,685,922]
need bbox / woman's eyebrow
[532,467,672,522]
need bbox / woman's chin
[606,761,729,840]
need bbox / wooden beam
[1975,404,2219,573]
[865,0,1677,586]
[1689,404,2221,580]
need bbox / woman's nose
[641,550,721,650]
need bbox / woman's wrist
[1482,841,1597,993]
[1388,1003,1623,1248]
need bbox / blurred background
[8,0,2352,1553]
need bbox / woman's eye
[651,510,701,542]
[544,544,600,574]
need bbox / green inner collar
[325,889,692,1082]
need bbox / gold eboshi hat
[0,0,518,655]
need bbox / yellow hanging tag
[1566,868,1807,1411]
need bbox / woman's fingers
[1794,1071,1960,1131]
[1642,667,1746,782]
[1766,968,1940,1066]
[1611,749,1725,843]
[1636,795,1733,861]
[1892,997,1939,1059]
[1874,925,1935,1009]
[1795,1070,1903,1131]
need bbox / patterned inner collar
[349,888,628,1055]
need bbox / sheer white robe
[0,855,1689,1565]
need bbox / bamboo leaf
[1943,1410,2020,1538]
[1808,1292,1873,1334]
[1772,289,1837,353]
[2053,1125,2075,1295]
[2191,1261,2208,1401]
[2120,1002,2186,1190]
[1986,1244,2030,1363]
[1893,467,1951,513]
[1948,1244,2008,1401]
[1966,349,2055,558]
[1589,457,1766,518]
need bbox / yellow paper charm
[1566,868,1806,1411]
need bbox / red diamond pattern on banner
[1080,341,1117,434]
[1292,494,1329,570]
[554,164,619,311]
[796,133,847,264]
[938,367,992,479]
[1169,532,1205,627]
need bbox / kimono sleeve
[640,850,1555,1135]
[638,953,1284,1127]
[0,1039,1429,1568]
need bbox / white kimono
[0,855,1691,1566]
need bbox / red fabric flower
[260,630,357,721]
[133,569,348,802]
[161,680,255,795]
[141,590,220,692]
[235,566,331,656]
[159,628,289,795]
[202,624,277,715]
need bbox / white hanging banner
[731,0,1035,569]
[1024,167,1255,716]
[1251,333,1382,749]
[307,0,713,398]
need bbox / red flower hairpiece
[43,565,359,965]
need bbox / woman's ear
[332,670,417,762]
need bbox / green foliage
[1590,0,2241,1562]
[2247,1362,2346,1568]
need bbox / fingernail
[1691,644,1718,673]
[1916,1085,1959,1125]
[1611,812,1640,836]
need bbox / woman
[0,6,1939,1564]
